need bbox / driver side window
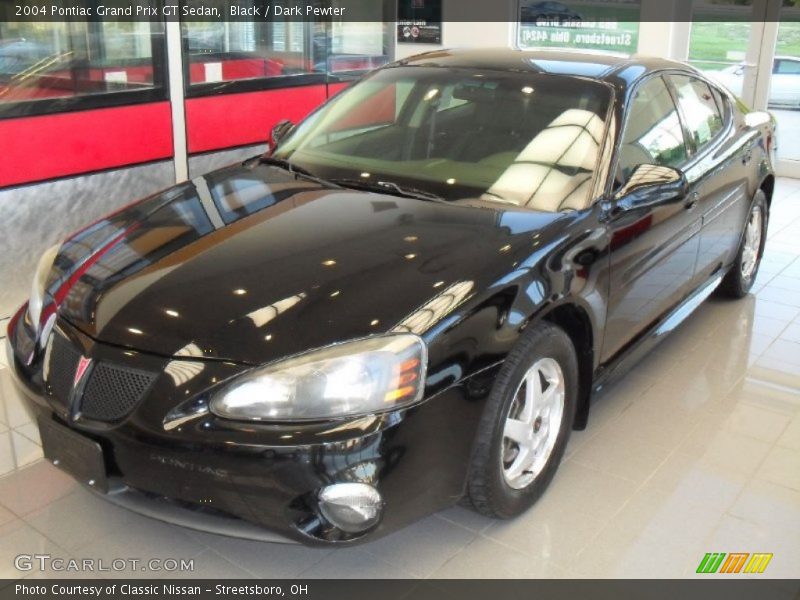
[617,76,688,187]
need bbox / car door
[667,74,751,286]
[601,74,701,361]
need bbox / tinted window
[617,76,687,184]
[775,59,800,75]
[276,67,612,211]
[670,75,723,153]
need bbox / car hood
[51,160,562,365]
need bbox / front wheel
[467,322,577,518]
[718,190,768,298]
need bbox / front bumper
[6,307,495,545]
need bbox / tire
[467,321,578,518]
[718,190,769,299]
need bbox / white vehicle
[707,56,800,109]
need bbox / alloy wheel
[741,204,763,282]
[501,357,565,490]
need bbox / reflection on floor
[1,179,799,579]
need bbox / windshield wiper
[331,179,446,203]
[258,157,338,187]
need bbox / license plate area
[38,416,108,493]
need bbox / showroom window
[182,20,321,89]
[516,0,640,55]
[182,17,391,95]
[0,21,166,118]
[328,22,391,75]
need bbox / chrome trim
[655,274,723,339]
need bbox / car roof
[394,47,694,87]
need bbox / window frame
[665,72,730,162]
[609,69,734,196]
[0,21,168,120]
[610,71,690,192]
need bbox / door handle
[743,151,752,165]
[685,192,700,210]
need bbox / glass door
[687,1,800,177]
[687,1,766,108]
[768,5,800,176]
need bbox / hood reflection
[47,157,563,365]
[53,162,320,330]
[244,293,307,328]
[393,281,475,335]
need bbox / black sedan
[6,49,775,545]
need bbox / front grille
[79,362,157,422]
[47,333,81,404]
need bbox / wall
[0,161,176,318]
[188,144,266,180]
[395,22,515,60]
[394,1,683,62]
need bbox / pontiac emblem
[73,356,92,387]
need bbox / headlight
[28,244,60,335]
[210,334,427,422]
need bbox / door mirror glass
[613,164,688,210]
[268,119,294,153]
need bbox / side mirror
[613,164,688,211]
[268,119,294,154]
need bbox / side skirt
[591,272,724,396]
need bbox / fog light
[318,483,383,533]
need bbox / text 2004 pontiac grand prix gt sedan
[7,49,775,545]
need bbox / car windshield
[274,66,612,211]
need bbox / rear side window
[617,76,688,184]
[775,59,800,75]
[670,75,724,154]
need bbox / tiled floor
[1,179,799,579]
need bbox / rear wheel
[467,322,577,518]
[718,190,768,298]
